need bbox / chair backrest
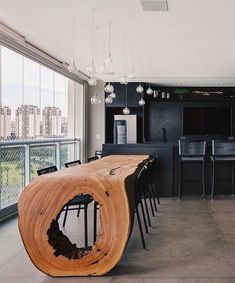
[64,160,81,168]
[179,140,206,156]
[87,156,99,162]
[37,165,58,176]
[212,140,235,156]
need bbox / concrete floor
[1,196,235,282]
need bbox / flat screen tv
[183,107,231,135]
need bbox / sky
[0,46,68,119]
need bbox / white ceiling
[0,0,235,86]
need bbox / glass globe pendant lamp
[138,97,145,106]
[109,92,116,99]
[105,95,113,104]
[90,94,101,105]
[88,77,97,86]
[136,84,144,93]
[123,106,130,115]
[123,84,130,115]
[104,82,114,93]
[146,85,153,95]
[68,18,79,73]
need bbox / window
[0,45,84,215]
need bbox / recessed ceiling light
[140,0,168,11]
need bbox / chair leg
[84,204,88,248]
[212,161,215,200]
[62,206,69,227]
[77,204,81,217]
[142,191,151,227]
[178,160,182,199]
[140,199,149,234]
[147,183,155,217]
[136,206,146,249]
[232,162,235,196]
[202,160,206,200]
[150,182,158,212]
[93,202,97,245]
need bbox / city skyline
[0,104,67,139]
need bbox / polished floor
[1,196,235,283]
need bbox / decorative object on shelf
[192,91,223,96]
[88,77,97,86]
[105,95,113,104]
[138,97,145,106]
[86,9,97,75]
[90,93,101,105]
[128,45,136,79]
[109,92,116,99]
[146,86,153,95]
[67,18,79,73]
[136,84,144,93]
[153,90,159,98]
[119,34,129,85]
[104,82,114,93]
[123,85,130,115]
[104,22,114,70]
[174,88,189,96]
[166,93,170,99]
[161,92,165,99]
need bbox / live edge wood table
[18,155,149,277]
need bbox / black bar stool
[211,140,235,200]
[178,140,206,200]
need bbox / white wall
[87,80,105,158]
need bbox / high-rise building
[0,106,11,139]
[15,105,40,139]
[42,106,62,136]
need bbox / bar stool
[178,140,206,200]
[211,140,235,200]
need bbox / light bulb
[109,92,116,99]
[104,55,114,68]
[68,62,79,73]
[119,76,129,85]
[105,96,113,104]
[104,83,114,93]
[138,98,145,106]
[88,78,97,86]
[146,87,153,95]
[136,84,144,93]
[90,94,101,105]
[86,63,97,75]
[123,107,130,115]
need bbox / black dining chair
[178,140,206,200]
[134,165,150,249]
[211,140,235,199]
[64,160,93,247]
[37,165,58,175]
[87,156,99,163]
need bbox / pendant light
[109,92,116,99]
[104,22,114,68]
[136,56,143,93]
[104,82,114,93]
[105,95,113,104]
[68,18,79,73]
[120,34,129,85]
[146,62,153,95]
[90,93,101,105]
[88,77,97,86]
[86,9,97,75]
[123,85,130,114]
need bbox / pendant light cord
[108,22,112,57]
[91,9,95,65]
[123,34,126,76]
[125,84,127,107]
[72,18,75,64]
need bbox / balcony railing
[0,138,80,222]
